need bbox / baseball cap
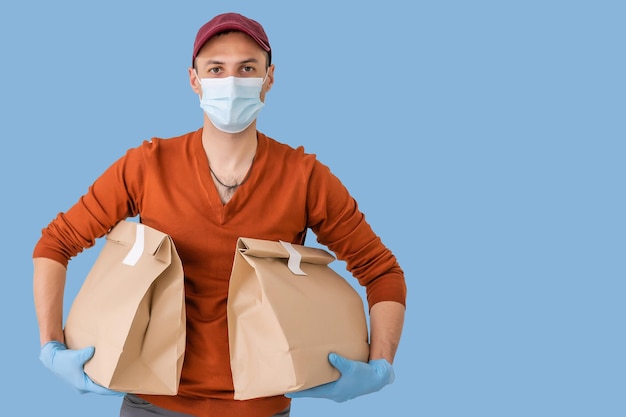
[192,12,271,66]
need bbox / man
[33,12,406,417]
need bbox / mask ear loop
[193,70,204,101]
[259,70,270,93]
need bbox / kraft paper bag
[227,237,370,400]
[64,220,186,395]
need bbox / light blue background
[1,1,624,416]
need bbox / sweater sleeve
[306,159,407,309]
[32,143,148,266]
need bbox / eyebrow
[202,57,260,68]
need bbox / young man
[33,12,406,417]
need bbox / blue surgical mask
[196,74,266,133]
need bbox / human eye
[208,66,222,75]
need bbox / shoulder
[259,132,318,169]
[126,128,201,160]
[257,132,343,186]
[141,128,200,151]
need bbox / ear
[260,64,275,101]
[188,67,201,95]
[264,64,275,92]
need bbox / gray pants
[119,394,290,417]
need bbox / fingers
[328,353,352,373]
[74,346,96,365]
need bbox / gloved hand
[39,341,124,396]
[285,352,395,402]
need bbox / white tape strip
[122,223,145,266]
[279,240,307,276]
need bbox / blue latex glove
[286,353,395,402]
[39,341,124,396]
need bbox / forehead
[196,31,266,61]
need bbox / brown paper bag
[64,220,186,395]
[227,237,370,400]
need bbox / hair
[193,30,271,70]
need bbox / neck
[202,119,258,171]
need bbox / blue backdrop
[1,1,624,416]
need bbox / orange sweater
[33,128,406,417]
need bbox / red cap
[192,13,271,66]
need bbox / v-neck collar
[193,128,266,224]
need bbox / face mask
[196,74,266,133]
